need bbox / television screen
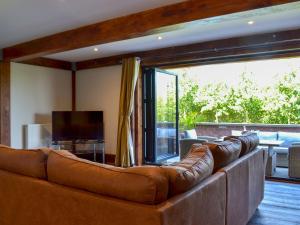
[52,111,103,142]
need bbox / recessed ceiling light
[94,48,99,52]
[248,21,254,25]
[158,36,163,40]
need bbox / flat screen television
[52,111,103,142]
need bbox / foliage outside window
[156,58,300,129]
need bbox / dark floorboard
[248,181,300,225]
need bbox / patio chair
[288,143,300,179]
[184,129,218,142]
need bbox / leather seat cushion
[0,146,48,179]
[47,151,169,205]
[162,144,214,196]
[204,139,242,172]
[225,132,259,157]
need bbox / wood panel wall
[0,61,11,146]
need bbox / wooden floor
[248,181,300,225]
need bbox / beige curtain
[115,57,140,167]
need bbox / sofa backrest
[225,132,259,157]
[179,138,207,159]
[257,131,278,141]
[162,144,214,197]
[0,164,226,225]
[47,151,169,205]
[0,146,48,179]
[255,131,300,147]
[278,131,300,147]
[204,139,241,172]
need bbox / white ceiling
[0,0,184,49]
[1,1,300,63]
[46,2,300,62]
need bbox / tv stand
[52,140,105,163]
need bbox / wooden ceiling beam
[76,28,300,70]
[76,56,123,70]
[20,57,72,70]
[3,0,297,61]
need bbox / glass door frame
[142,67,179,164]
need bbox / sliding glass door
[143,68,179,164]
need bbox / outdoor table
[259,140,284,155]
[259,140,284,177]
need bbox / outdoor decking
[248,181,300,225]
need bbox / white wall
[76,65,122,154]
[11,63,72,148]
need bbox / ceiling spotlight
[248,21,254,25]
[158,36,163,40]
[94,48,99,52]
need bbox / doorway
[143,68,179,164]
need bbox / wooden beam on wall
[3,0,296,61]
[21,57,72,70]
[76,28,300,70]
[0,61,11,146]
[72,70,76,111]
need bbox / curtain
[115,57,140,167]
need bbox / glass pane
[155,71,177,162]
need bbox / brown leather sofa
[0,139,266,225]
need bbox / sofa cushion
[179,139,207,159]
[162,144,213,196]
[242,132,260,152]
[204,139,241,172]
[0,146,48,179]
[257,131,277,141]
[225,132,259,157]
[278,132,300,148]
[47,151,169,204]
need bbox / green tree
[234,72,265,123]
[263,71,300,124]
[158,68,300,128]
[156,84,176,123]
[178,73,201,129]
[199,83,231,123]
